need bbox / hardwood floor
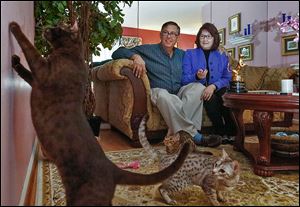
[97,129,138,151]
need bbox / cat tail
[138,115,160,161]
[116,142,190,185]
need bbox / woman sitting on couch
[182,22,236,143]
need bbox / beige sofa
[91,59,296,146]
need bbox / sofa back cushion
[241,66,268,90]
[260,67,296,91]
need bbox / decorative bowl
[271,131,299,157]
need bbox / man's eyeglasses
[161,31,179,38]
[200,34,213,40]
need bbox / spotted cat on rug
[139,116,240,206]
[9,21,190,206]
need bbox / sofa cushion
[260,67,296,91]
[241,66,268,90]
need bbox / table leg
[231,108,245,151]
[253,111,273,176]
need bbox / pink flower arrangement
[277,13,299,42]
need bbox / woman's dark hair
[161,21,181,35]
[195,22,220,50]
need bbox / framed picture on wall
[218,28,226,45]
[238,43,253,61]
[281,34,299,56]
[228,13,241,34]
[226,47,235,59]
[119,36,142,49]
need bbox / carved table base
[223,93,299,177]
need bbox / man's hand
[131,54,146,78]
[202,84,216,101]
[196,69,207,79]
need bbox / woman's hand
[131,54,146,78]
[202,84,216,101]
[196,69,208,79]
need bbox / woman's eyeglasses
[200,34,213,40]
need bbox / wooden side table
[223,93,299,176]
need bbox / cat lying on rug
[139,116,240,206]
[9,21,190,206]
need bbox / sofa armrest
[91,59,160,145]
[120,67,147,141]
[91,59,134,81]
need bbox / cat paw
[9,21,20,32]
[217,196,227,202]
[217,192,227,202]
[167,200,177,205]
[11,55,20,68]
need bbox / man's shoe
[195,134,222,147]
[222,135,235,145]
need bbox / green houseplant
[34,1,133,119]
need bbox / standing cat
[139,116,240,206]
[9,21,191,206]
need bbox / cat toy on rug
[116,160,140,169]
[9,21,191,206]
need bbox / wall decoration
[119,36,142,49]
[218,28,226,45]
[281,34,299,56]
[226,47,236,59]
[228,13,241,34]
[238,43,253,61]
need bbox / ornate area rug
[35,142,299,206]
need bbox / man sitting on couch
[112,21,221,147]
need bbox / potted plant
[34,1,133,136]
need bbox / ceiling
[121,1,211,35]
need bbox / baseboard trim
[35,150,44,206]
[18,138,38,206]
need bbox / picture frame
[226,47,236,59]
[281,34,299,56]
[218,28,226,45]
[228,13,241,34]
[238,43,253,61]
[119,36,142,49]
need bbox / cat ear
[232,160,240,173]
[221,148,229,159]
[70,20,78,33]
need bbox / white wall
[267,1,299,67]
[1,1,36,205]
[208,1,299,67]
